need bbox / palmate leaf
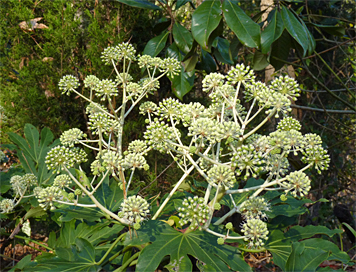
[125,221,251,272]
[265,225,343,270]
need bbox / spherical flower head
[226,64,256,85]
[139,101,158,116]
[244,81,268,102]
[283,171,311,197]
[217,238,225,245]
[209,84,236,104]
[277,117,301,131]
[202,73,225,93]
[301,145,330,174]
[75,189,82,195]
[177,196,210,230]
[84,75,100,89]
[95,79,118,101]
[126,82,143,99]
[140,77,160,93]
[86,102,106,116]
[241,218,269,248]
[100,150,123,171]
[0,199,15,213]
[123,153,147,170]
[240,197,270,220]
[207,165,236,189]
[160,57,181,78]
[118,195,150,225]
[180,102,206,126]
[45,146,87,174]
[101,46,120,64]
[33,186,43,197]
[304,133,322,147]
[265,154,289,176]
[21,173,37,187]
[58,75,80,95]
[60,128,86,147]
[53,174,72,188]
[138,55,154,68]
[216,121,241,141]
[10,175,27,196]
[225,222,233,230]
[127,140,148,155]
[88,113,116,135]
[188,118,222,143]
[37,186,62,210]
[283,129,305,155]
[144,121,178,153]
[116,73,133,86]
[265,92,292,118]
[91,159,106,176]
[157,98,183,121]
[231,144,265,180]
[115,42,137,61]
[270,75,300,101]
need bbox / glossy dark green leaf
[153,19,171,34]
[261,10,284,54]
[126,221,252,272]
[314,24,345,36]
[173,23,194,54]
[170,67,195,100]
[166,43,184,61]
[270,30,291,70]
[285,241,329,272]
[213,37,233,65]
[223,0,260,48]
[253,51,269,71]
[24,207,46,220]
[143,31,169,57]
[191,0,222,51]
[175,0,191,10]
[230,36,242,62]
[183,54,199,72]
[115,0,161,10]
[280,6,308,56]
[196,50,216,73]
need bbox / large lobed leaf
[125,220,251,272]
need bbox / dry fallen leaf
[19,17,48,31]
[42,57,54,62]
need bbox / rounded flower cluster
[139,101,158,115]
[0,199,15,213]
[156,98,182,121]
[180,102,206,126]
[301,145,330,174]
[116,73,133,85]
[21,174,37,187]
[209,84,236,104]
[244,81,269,102]
[304,133,322,147]
[216,121,241,141]
[140,77,160,92]
[101,42,136,64]
[60,128,87,147]
[84,75,100,89]
[188,118,223,143]
[118,195,150,225]
[95,79,118,101]
[37,186,62,210]
[127,140,148,155]
[144,121,178,152]
[88,113,117,135]
[100,150,122,171]
[202,73,225,92]
[265,92,292,118]
[240,197,270,220]
[277,117,301,131]
[207,165,236,189]
[177,196,210,230]
[226,64,255,85]
[283,171,311,197]
[284,130,305,155]
[53,174,72,188]
[241,219,269,248]
[45,146,87,173]
[126,82,143,99]
[10,175,27,196]
[137,55,162,69]
[160,58,181,78]
[265,154,289,176]
[123,153,148,170]
[270,75,300,100]
[91,160,106,176]
[231,145,265,179]
[58,75,80,95]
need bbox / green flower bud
[225,222,233,230]
[75,189,82,195]
[217,238,225,245]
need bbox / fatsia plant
[2,42,351,271]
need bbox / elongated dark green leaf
[24,207,46,220]
[285,241,329,272]
[183,54,198,72]
[170,67,195,100]
[270,30,292,70]
[8,132,35,161]
[115,0,161,10]
[196,50,216,73]
[173,23,193,54]
[253,51,269,71]
[280,6,308,56]
[176,0,191,10]
[223,0,260,48]
[143,31,169,57]
[55,206,104,222]
[126,221,251,272]
[9,255,32,272]
[261,10,284,54]
[213,37,233,65]
[166,43,184,61]
[24,124,40,160]
[191,0,222,51]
